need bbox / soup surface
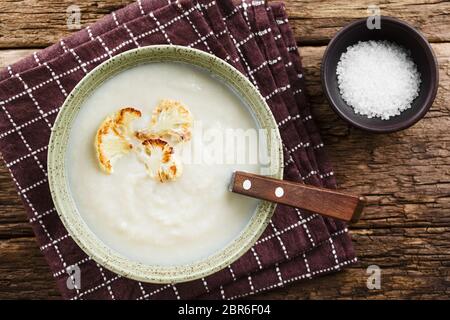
[67,62,262,265]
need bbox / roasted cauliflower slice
[144,99,193,143]
[111,107,142,137]
[95,107,142,174]
[140,138,182,182]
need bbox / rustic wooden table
[0,0,449,299]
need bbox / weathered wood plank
[0,0,132,49]
[0,1,449,48]
[0,237,59,299]
[285,0,450,44]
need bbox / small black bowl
[321,16,439,133]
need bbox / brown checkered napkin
[0,0,356,300]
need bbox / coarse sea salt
[336,40,421,120]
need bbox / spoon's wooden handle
[230,171,364,223]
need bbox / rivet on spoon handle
[229,171,365,223]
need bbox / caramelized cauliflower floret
[95,107,142,174]
[112,107,142,137]
[144,99,193,142]
[140,138,182,182]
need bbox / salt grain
[336,40,421,120]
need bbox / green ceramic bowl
[48,45,283,283]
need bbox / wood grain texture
[0,0,133,48]
[0,0,448,48]
[285,0,450,45]
[0,0,449,300]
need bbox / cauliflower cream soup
[66,62,264,266]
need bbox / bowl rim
[47,45,284,283]
[321,16,439,133]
